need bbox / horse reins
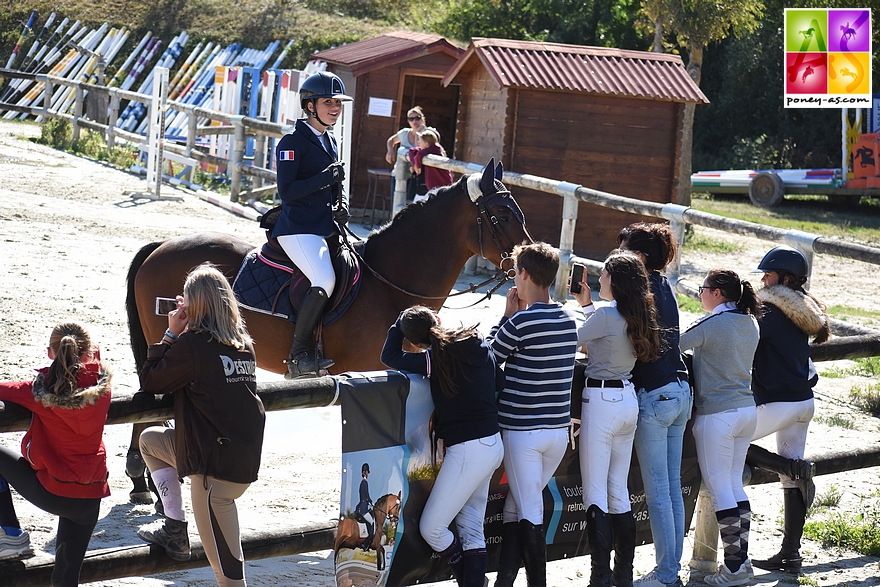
[338,183,524,306]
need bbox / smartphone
[570,264,586,294]
[154,297,178,316]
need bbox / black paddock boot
[610,512,636,587]
[587,505,613,587]
[285,287,334,379]
[463,548,488,587]
[137,516,191,561]
[494,521,521,587]
[519,519,547,587]
[746,444,815,508]
[752,488,806,573]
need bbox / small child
[408,129,454,196]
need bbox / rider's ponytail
[45,322,92,396]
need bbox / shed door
[400,75,460,158]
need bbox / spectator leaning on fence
[617,223,692,587]
[680,269,761,587]
[488,242,579,587]
[747,245,830,574]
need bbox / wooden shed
[442,38,709,260]
[313,32,464,210]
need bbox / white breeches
[276,234,336,296]
[752,398,814,488]
[693,406,757,512]
[501,428,568,526]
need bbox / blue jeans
[633,380,692,585]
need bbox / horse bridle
[373,498,400,523]
[343,181,529,305]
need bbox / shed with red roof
[442,38,709,258]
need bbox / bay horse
[123,160,532,491]
[334,492,402,571]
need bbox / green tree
[643,0,764,204]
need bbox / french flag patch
[278,150,295,161]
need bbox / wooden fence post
[553,183,581,301]
[73,82,84,143]
[688,486,719,572]
[230,115,245,202]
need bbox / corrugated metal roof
[313,32,464,77]
[442,38,708,104]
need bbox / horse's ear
[495,160,503,181]
[479,158,496,196]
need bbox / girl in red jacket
[0,321,112,586]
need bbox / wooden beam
[0,376,340,433]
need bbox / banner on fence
[335,367,702,587]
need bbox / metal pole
[230,115,245,202]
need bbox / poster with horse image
[335,367,702,586]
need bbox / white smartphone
[154,297,178,316]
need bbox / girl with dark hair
[680,269,761,587]
[570,253,660,587]
[381,306,502,587]
[618,223,691,587]
[0,322,112,586]
[748,246,829,574]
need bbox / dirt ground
[0,119,879,586]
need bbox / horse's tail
[126,241,164,373]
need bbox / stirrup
[285,352,334,379]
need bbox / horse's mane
[367,178,465,240]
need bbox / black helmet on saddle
[753,245,808,279]
[300,72,352,127]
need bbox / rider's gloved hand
[333,204,350,225]
[325,162,345,184]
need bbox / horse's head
[464,158,533,273]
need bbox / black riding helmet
[753,245,809,279]
[362,463,370,475]
[300,72,352,127]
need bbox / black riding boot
[494,521,521,587]
[519,519,547,587]
[463,548,488,587]
[752,488,806,573]
[746,444,815,507]
[286,287,334,379]
[610,512,636,587]
[438,535,465,585]
[587,505,613,587]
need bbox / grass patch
[825,305,880,326]
[690,194,880,247]
[797,575,819,586]
[804,499,880,556]
[821,357,880,380]
[814,414,856,429]
[810,485,844,513]
[819,366,849,379]
[407,463,440,482]
[850,383,880,416]
[677,294,703,315]
[35,119,139,171]
[680,231,744,254]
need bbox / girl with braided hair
[381,306,503,587]
[0,322,112,586]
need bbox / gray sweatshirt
[679,308,759,416]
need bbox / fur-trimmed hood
[31,361,112,409]
[758,284,830,341]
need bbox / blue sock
[1,526,23,537]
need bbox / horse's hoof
[125,450,146,478]
[130,490,153,504]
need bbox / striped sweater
[489,302,579,430]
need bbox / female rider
[680,269,761,587]
[382,306,502,587]
[274,71,352,378]
[748,246,829,574]
[617,223,692,587]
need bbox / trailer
[691,108,880,207]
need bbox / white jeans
[693,406,757,511]
[752,398,814,488]
[579,383,638,514]
[501,428,568,526]
[420,433,504,552]
[276,233,336,295]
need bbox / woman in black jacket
[382,306,503,587]
[137,264,266,587]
